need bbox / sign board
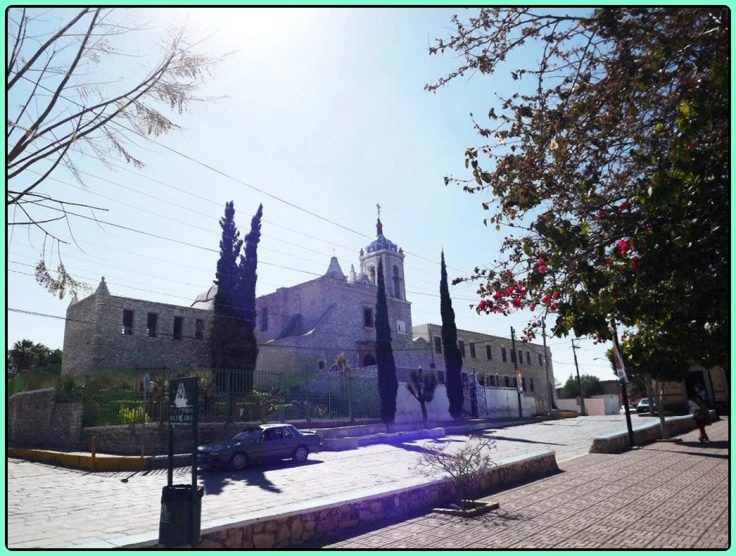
[515,368,523,394]
[169,377,199,426]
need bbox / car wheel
[230,452,248,471]
[293,445,309,463]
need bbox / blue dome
[366,234,398,253]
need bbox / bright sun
[189,7,312,44]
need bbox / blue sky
[7,7,617,383]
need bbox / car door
[263,427,287,462]
[281,426,298,457]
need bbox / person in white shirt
[688,394,710,442]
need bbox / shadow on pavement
[200,459,323,496]
[480,433,565,447]
[679,440,728,450]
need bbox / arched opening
[369,266,376,284]
[362,354,376,367]
[392,265,401,299]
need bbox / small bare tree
[406,366,438,429]
[414,434,497,512]
[7,7,232,297]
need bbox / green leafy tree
[559,374,603,399]
[428,8,728,379]
[440,251,464,419]
[7,340,62,373]
[406,367,438,429]
[375,258,398,425]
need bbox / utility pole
[571,339,586,416]
[541,318,554,411]
[510,326,522,418]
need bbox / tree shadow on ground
[200,458,323,496]
[478,433,565,447]
[679,440,728,450]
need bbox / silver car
[197,424,322,471]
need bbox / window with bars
[502,347,507,362]
[539,353,544,366]
[173,317,183,340]
[434,336,442,354]
[458,341,465,357]
[470,343,476,358]
[526,351,531,365]
[486,345,492,360]
[195,319,204,340]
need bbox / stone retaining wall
[121,450,558,549]
[590,411,717,454]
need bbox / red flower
[550,303,559,312]
[617,240,630,256]
[493,290,502,301]
[598,209,606,217]
[530,303,537,311]
[552,291,560,300]
[542,294,551,304]
[532,322,538,328]
[632,256,641,273]
[513,298,522,308]
[505,287,515,297]
[619,201,630,211]
[537,258,546,266]
[539,265,548,275]
[687,142,696,150]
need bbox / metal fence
[52,367,382,427]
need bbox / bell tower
[359,204,406,300]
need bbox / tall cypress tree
[211,201,243,371]
[375,257,398,424]
[235,203,263,392]
[441,250,464,419]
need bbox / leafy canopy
[429,8,729,377]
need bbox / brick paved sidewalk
[316,418,730,549]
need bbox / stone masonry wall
[62,296,97,375]
[63,290,212,375]
[8,389,83,449]
[140,451,559,549]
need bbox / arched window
[363,354,376,367]
[392,265,401,299]
[369,266,376,284]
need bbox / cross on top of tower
[376,203,381,219]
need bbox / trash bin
[158,484,204,546]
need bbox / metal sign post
[168,377,200,548]
[142,373,150,457]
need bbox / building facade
[61,217,557,412]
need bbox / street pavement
[7,414,685,548]
[315,419,730,549]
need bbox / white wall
[394,383,452,424]
[555,394,620,415]
[393,384,535,423]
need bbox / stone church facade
[61,217,556,409]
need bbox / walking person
[688,393,710,442]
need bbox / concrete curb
[7,448,147,472]
[590,410,718,453]
[67,449,559,549]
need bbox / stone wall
[128,450,559,549]
[589,411,718,453]
[8,389,83,449]
[63,289,211,375]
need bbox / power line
[15,74,475,277]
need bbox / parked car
[197,424,322,471]
[636,399,650,413]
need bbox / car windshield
[233,429,260,441]
[639,400,648,405]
